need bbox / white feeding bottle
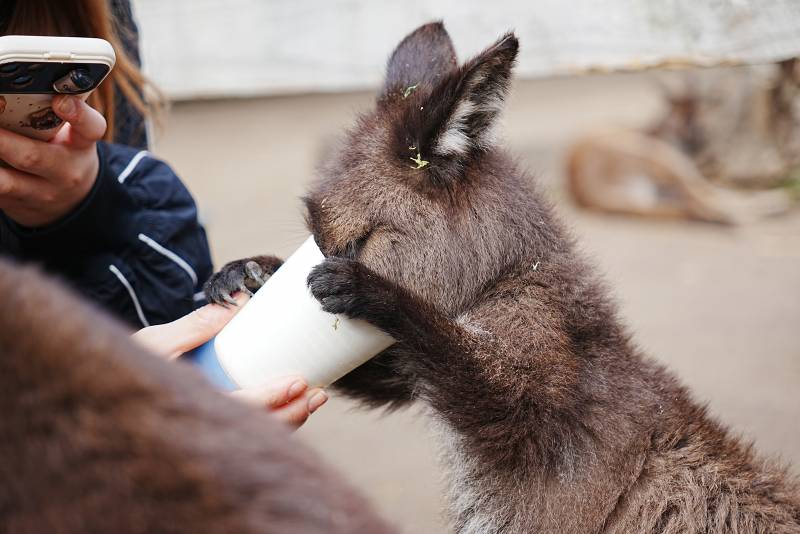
[214,236,396,389]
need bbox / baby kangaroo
[208,23,800,533]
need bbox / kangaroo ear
[396,33,518,184]
[381,22,458,100]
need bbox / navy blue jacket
[0,0,213,327]
[0,144,213,327]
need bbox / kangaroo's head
[306,23,556,316]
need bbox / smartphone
[0,36,116,142]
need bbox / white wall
[131,0,800,100]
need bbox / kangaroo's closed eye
[343,229,374,259]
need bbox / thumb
[52,95,107,147]
[132,294,249,359]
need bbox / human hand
[0,95,106,227]
[131,294,247,361]
[231,377,328,429]
[131,293,327,429]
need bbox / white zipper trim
[108,264,149,327]
[117,150,149,183]
[138,233,198,286]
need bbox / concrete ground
[152,74,800,533]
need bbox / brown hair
[3,0,160,141]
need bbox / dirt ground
[152,73,800,533]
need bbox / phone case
[0,36,115,141]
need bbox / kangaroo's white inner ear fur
[429,33,518,160]
[435,100,476,156]
[433,95,505,157]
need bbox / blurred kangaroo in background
[208,22,800,533]
[0,259,393,534]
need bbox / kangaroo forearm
[332,350,415,409]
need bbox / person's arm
[10,141,214,326]
[0,97,213,326]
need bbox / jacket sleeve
[8,142,213,327]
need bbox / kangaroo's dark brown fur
[0,259,394,534]
[208,22,800,533]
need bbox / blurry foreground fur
[0,259,393,534]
